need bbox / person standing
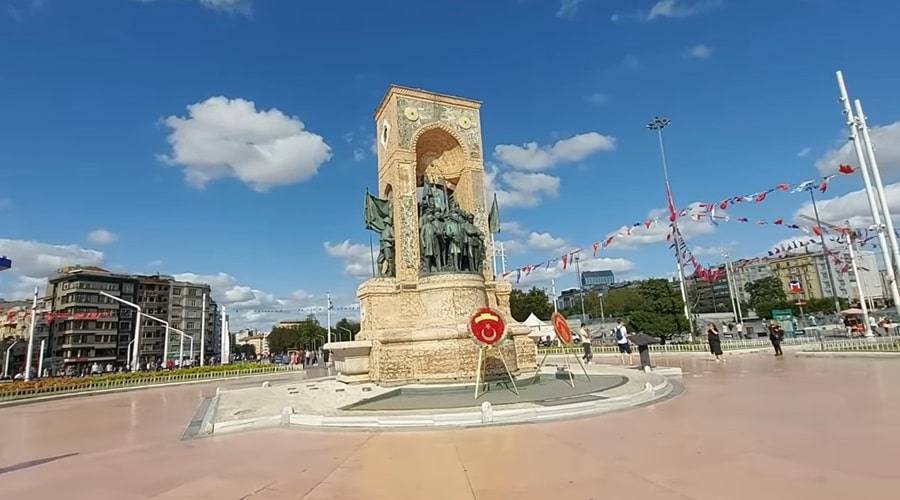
[769,323,784,356]
[707,323,724,363]
[580,323,593,364]
[736,322,745,339]
[614,320,632,365]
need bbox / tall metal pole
[808,189,843,314]
[845,225,873,336]
[598,292,606,325]
[723,252,743,326]
[550,279,558,312]
[855,99,900,278]
[3,339,19,378]
[24,286,37,381]
[574,255,587,324]
[648,117,694,339]
[835,71,900,312]
[326,292,332,344]
[491,234,498,279]
[200,292,207,367]
[38,338,46,377]
[100,291,142,370]
[220,306,229,364]
[499,242,507,275]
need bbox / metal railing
[0,364,302,402]
[537,335,900,356]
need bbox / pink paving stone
[1,354,899,499]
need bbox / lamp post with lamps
[647,116,694,339]
[99,291,142,370]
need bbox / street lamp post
[3,339,20,378]
[647,116,694,340]
[804,188,843,314]
[574,254,587,325]
[200,292,207,367]
[24,286,38,381]
[139,312,170,365]
[38,338,46,377]
[338,326,352,342]
[169,326,193,365]
[99,291,142,370]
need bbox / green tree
[334,318,361,341]
[510,287,553,322]
[233,344,256,358]
[600,287,643,317]
[745,277,787,313]
[626,279,689,341]
[267,326,300,354]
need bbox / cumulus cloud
[160,96,332,192]
[648,0,721,20]
[485,167,561,208]
[609,203,717,249]
[494,132,616,171]
[794,183,900,228]
[815,121,900,177]
[0,239,105,299]
[556,0,585,19]
[198,0,251,13]
[324,240,373,278]
[797,147,812,158]
[686,44,712,59]
[87,229,118,245]
[526,232,568,252]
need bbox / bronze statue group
[418,180,485,274]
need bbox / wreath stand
[474,344,520,400]
[531,342,591,388]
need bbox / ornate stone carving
[396,97,481,157]
[399,195,416,269]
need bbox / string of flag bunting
[499,165,860,284]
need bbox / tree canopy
[266,315,327,354]
[509,287,553,322]
[745,276,787,312]
[625,279,689,340]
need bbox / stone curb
[795,351,900,359]
[0,370,304,408]
[206,367,680,434]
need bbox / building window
[173,287,182,295]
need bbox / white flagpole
[835,71,900,313]
[220,306,229,364]
[491,234,498,279]
[24,286,37,381]
[846,227,873,337]
[200,292,206,366]
[854,99,900,278]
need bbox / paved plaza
[1,355,899,499]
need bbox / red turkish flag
[839,164,855,174]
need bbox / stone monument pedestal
[324,340,373,384]
[342,273,536,386]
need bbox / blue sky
[3,0,900,328]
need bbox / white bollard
[481,401,493,424]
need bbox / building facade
[732,260,774,304]
[581,270,615,291]
[688,264,734,313]
[46,266,138,374]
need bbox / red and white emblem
[469,307,506,347]
[552,312,573,345]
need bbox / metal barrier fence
[537,335,900,356]
[0,364,303,402]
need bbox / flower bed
[0,363,299,401]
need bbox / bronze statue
[377,219,395,277]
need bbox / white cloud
[526,232,568,252]
[0,239,105,299]
[160,96,332,192]
[584,93,609,106]
[793,182,900,228]
[769,236,822,256]
[87,229,118,245]
[686,44,712,59]
[797,147,812,158]
[500,221,527,237]
[486,167,561,208]
[648,0,721,20]
[610,203,717,249]
[556,0,584,19]
[815,121,900,177]
[494,132,616,171]
[352,149,366,162]
[324,240,373,278]
[198,0,251,13]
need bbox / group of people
[706,321,786,361]
[576,319,634,366]
[284,348,322,366]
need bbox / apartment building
[46,266,138,374]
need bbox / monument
[328,85,537,385]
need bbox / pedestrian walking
[614,319,633,365]
[305,350,311,366]
[580,323,593,364]
[707,323,724,363]
[769,323,784,356]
